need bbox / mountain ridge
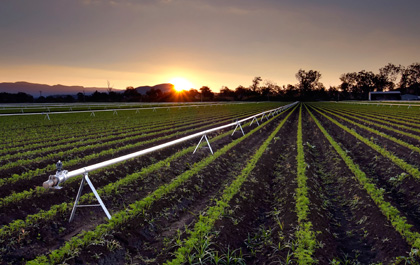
[0,82,175,97]
[0,81,110,97]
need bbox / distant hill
[0,82,109,97]
[135,83,175,95]
[0,81,176,97]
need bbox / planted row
[27,105,292,264]
[306,105,420,251]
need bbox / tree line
[1,62,419,103]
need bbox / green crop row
[1,104,285,189]
[0,104,264,149]
[313,106,420,156]
[306,105,420,250]
[0,110,176,154]
[327,103,420,124]
[0,110,197,161]
[165,105,297,265]
[310,107,420,181]
[0,105,261,158]
[0,115,251,208]
[354,104,420,123]
[294,104,317,265]
[0,126,236,240]
[26,104,291,264]
[317,105,420,143]
[321,104,420,134]
[0,109,246,171]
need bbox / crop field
[1,102,420,264]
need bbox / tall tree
[339,70,376,99]
[123,86,141,101]
[234,85,248,100]
[250,76,262,93]
[378,63,403,91]
[399,63,420,95]
[295,69,322,100]
[219,86,235,99]
[261,80,276,100]
[199,86,214,101]
[146,88,162,101]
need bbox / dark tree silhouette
[199,86,214,101]
[295,69,323,100]
[90,90,109,102]
[123,86,142,102]
[186,89,200,101]
[219,86,235,100]
[379,63,403,91]
[339,70,376,99]
[260,80,277,101]
[250,76,262,93]
[0,92,34,103]
[400,63,420,95]
[146,88,162,101]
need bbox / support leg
[193,134,214,154]
[69,173,111,223]
[250,116,260,126]
[69,176,86,223]
[85,174,111,220]
[231,122,245,136]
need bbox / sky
[1,0,420,92]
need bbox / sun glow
[169,77,194,92]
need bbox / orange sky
[1,0,419,92]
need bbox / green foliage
[0,123,241,240]
[310,106,420,180]
[315,106,420,178]
[318,104,420,142]
[28,104,295,264]
[306,105,420,251]
[294,105,317,264]
[165,105,298,265]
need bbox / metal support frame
[260,113,269,122]
[249,116,260,126]
[231,121,245,136]
[44,113,50,120]
[193,134,214,154]
[136,109,140,113]
[43,102,299,223]
[90,111,95,117]
[113,110,118,115]
[69,172,111,223]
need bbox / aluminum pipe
[43,102,298,189]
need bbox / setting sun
[169,77,194,92]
